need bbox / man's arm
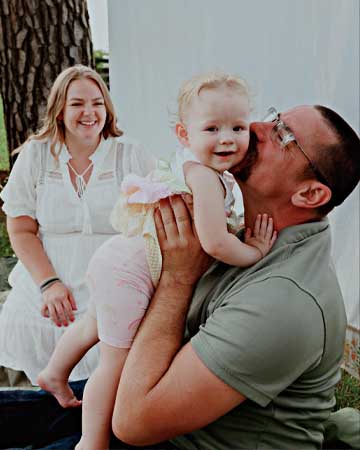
[112,196,246,446]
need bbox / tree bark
[0,0,94,167]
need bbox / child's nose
[219,131,234,145]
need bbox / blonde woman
[0,65,154,386]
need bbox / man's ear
[175,122,189,147]
[292,181,332,209]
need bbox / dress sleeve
[0,141,41,219]
[190,277,324,407]
[119,138,156,178]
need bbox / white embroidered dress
[0,136,154,384]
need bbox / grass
[335,370,360,411]
[0,98,10,171]
[0,222,12,257]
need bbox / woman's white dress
[0,136,154,384]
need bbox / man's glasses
[262,107,331,190]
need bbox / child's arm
[184,163,276,267]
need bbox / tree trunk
[0,0,94,167]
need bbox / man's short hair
[313,105,360,214]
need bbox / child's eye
[233,126,245,132]
[205,126,217,132]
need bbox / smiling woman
[0,65,154,387]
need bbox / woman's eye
[94,102,105,106]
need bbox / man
[0,105,359,449]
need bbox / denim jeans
[0,380,178,449]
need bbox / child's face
[61,78,107,147]
[176,85,250,172]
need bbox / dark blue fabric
[0,380,177,449]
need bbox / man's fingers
[182,193,194,219]
[169,196,192,236]
[159,198,178,240]
[154,207,166,245]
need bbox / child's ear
[176,122,189,147]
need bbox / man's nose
[250,121,270,141]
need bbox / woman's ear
[292,181,332,209]
[175,122,189,147]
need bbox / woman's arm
[7,216,76,326]
[184,163,275,266]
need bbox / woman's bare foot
[37,369,82,408]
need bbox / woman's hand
[41,282,77,327]
[155,195,213,286]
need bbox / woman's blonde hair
[17,65,122,158]
[177,71,250,123]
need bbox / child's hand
[245,214,277,259]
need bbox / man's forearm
[115,271,194,414]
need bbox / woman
[0,65,154,385]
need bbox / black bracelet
[39,277,61,293]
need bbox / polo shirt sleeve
[190,277,324,407]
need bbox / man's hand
[155,195,213,286]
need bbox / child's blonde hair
[17,65,122,159]
[177,72,250,123]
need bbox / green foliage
[0,221,12,257]
[0,98,9,171]
[335,370,360,411]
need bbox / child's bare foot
[37,369,82,408]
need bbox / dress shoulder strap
[38,142,48,186]
[114,139,124,186]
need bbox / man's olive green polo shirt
[172,219,346,450]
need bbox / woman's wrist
[39,277,61,293]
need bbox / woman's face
[61,78,107,148]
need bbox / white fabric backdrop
[108,0,359,377]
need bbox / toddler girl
[38,72,277,449]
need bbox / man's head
[231,105,360,219]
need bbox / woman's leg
[38,311,98,407]
[75,342,128,450]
